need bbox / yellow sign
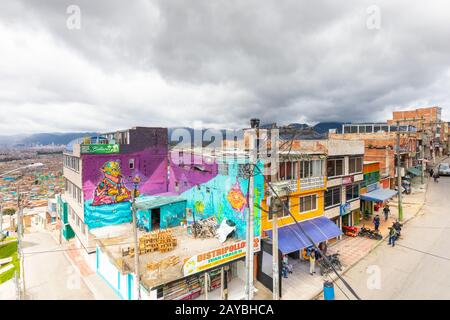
[183,237,260,277]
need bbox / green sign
[81,144,120,154]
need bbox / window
[327,158,344,177]
[278,161,298,181]
[218,163,229,175]
[63,155,80,172]
[346,183,360,201]
[269,198,290,219]
[299,161,311,178]
[300,160,323,178]
[325,187,341,208]
[349,156,363,174]
[129,159,135,170]
[299,194,317,213]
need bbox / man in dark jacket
[383,205,390,221]
[373,215,381,232]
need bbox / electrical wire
[246,126,362,300]
[395,243,450,262]
[256,164,361,300]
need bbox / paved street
[18,231,94,300]
[330,173,450,300]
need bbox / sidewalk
[312,181,429,300]
[250,183,429,301]
[47,228,120,300]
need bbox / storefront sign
[340,202,351,216]
[342,176,354,185]
[80,144,120,154]
[183,237,260,277]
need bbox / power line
[395,243,450,262]
[253,164,362,300]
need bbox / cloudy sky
[1,0,450,134]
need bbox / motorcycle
[358,226,382,240]
[319,253,343,276]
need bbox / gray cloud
[0,0,450,134]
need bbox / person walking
[433,171,440,183]
[429,167,434,178]
[393,220,403,237]
[373,214,381,232]
[388,227,398,247]
[383,205,390,222]
[309,248,316,275]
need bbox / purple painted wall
[80,127,169,229]
[168,151,218,194]
[82,147,168,201]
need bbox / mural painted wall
[168,151,218,194]
[82,147,168,229]
[180,159,264,241]
[136,197,187,231]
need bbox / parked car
[438,163,450,176]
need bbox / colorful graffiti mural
[179,160,264,241]
[227,179,247,215]
[82,145,168,230]
[92,161,136,206]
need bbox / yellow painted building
[261,153,327,232]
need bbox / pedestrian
[373,214,381,232]
[383,205,390,222]
[430,167,434,178]
[309,248,316,275]
[393,220,403,237]
[282,254,293,274]
[388,227,398,247]
[433,171,440,183]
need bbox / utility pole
[0,201,3,235]
[16,188,25,299]
[271,197,280,300]
[131,177,141,300]
[245,119,259,300]
[421,116,425,185]
[396,121,404,221]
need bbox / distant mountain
[0,132,97,148]
[313,122,346,134]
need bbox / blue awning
[360,188,397,203]
[266,217,343,254]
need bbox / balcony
[299,176,326,191]
[268,180,298,197]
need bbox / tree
[2,208,16,216]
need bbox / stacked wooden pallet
[122,229,178,257]
[157,230,177,252]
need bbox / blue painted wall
[180,159,264,240]
[137,200,187,231]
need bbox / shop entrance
[341,213,352,227]
[151,208,161,230]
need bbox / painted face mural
[92,160,137,206]
[227,179,247,214]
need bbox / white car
[438,163,450,176]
